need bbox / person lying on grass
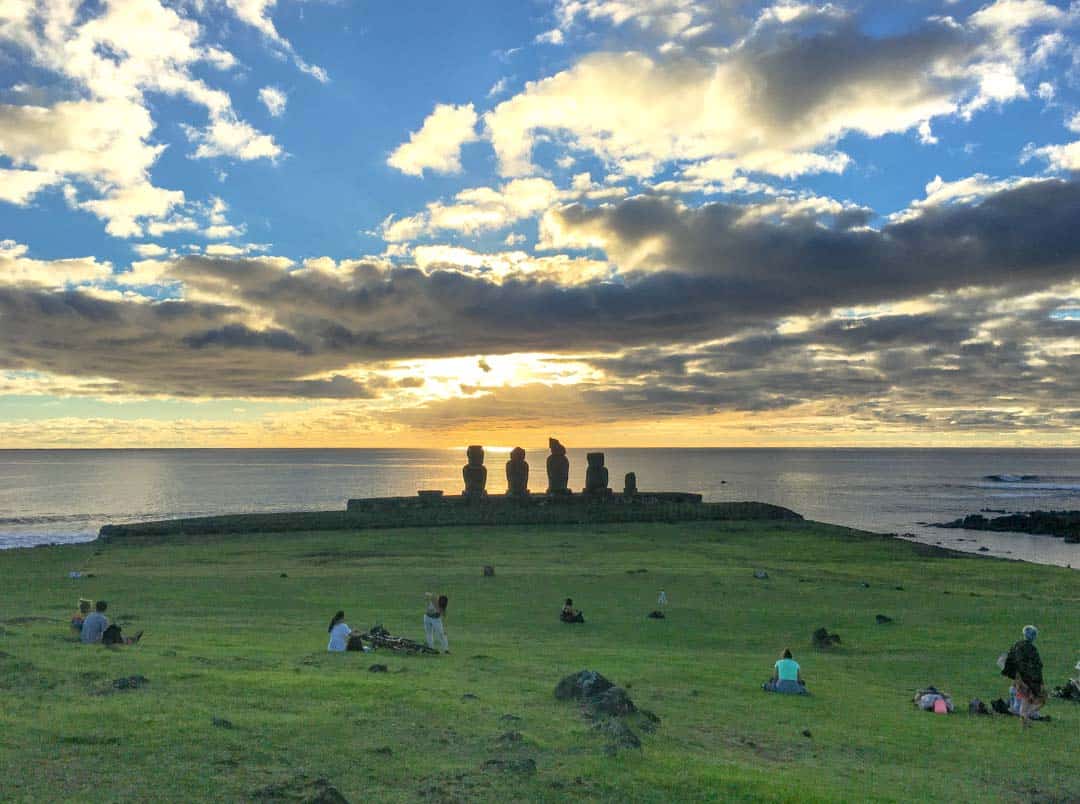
[81,600,142,646]
[1002,625,1046,728]
[560,598,585,623]
[763,648,808,694]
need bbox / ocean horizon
[2,447,1078,567]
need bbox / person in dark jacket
[1002,625,1045,728]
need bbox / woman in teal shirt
[764,649,807,694]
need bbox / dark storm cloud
[0,178,1078,413]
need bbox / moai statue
[462,445,487,497]
[584,452,611,495]
[505,446,530,496]
[623,472,638,496]
[546,437,570,495]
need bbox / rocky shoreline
[932,510,1080,544]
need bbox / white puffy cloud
[0,0,289,238]
[0,168,61,205]
[1027,139,1080,171]
[259,86,287,117]
[220,0,329,82]
[0,240,112,287]
[387,103,479,176]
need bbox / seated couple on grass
[78,600,142,646]
[762,649,808,694]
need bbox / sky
[1,0,1079,448]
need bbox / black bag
[346,634,366,651]
[101,624,124,645]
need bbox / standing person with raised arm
[424,592,450,654]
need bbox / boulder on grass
[554,670,614,701]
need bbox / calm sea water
[1,448,1078,567]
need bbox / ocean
[1,448,1078,567]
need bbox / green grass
[0,521,1077,802]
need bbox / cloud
[259,86,288,117]
[483,4,1074,180]
[0,0,288,237]
[1026,139,1080,171]
[220,0,329,82]
[0,240,112,287]
[387,103,479,176]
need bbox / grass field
[0,520,1077,802]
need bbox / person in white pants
[424,592,449,653]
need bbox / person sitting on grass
[81,601,141,646]
[1002,625,1045,728]
[560,598,585,623]
[327,610,351,652]
[763,649,808,694]
[71,599,92,635]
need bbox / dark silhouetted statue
[546,437,570,495]
[624,472,637,496]
[505,447,530,496]
[584,452,611,495]
[462,445,487,497]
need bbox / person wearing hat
[1002,625,1045,728]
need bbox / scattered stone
[212,717,233,729]
[593,718,641,750]
[251,774,349,803]
[112,675,148,690]
[482,758,536,775]
[754,570,769,580]
[811,628,841,650]
[497,731,523,744]
[894,586,905,591]
[801,729,812,738]
[859,582,870,588]
[280,573,288,578]
[369,746,393,756]
[555,670,614,702]
[626,568,648,574]
[368,664,388,673]
[482,565,495,577]
[978,546,990,552]
[590,686,636,717]
[461,693,479,701]
[875,614,894,625]
[647,610,665,619]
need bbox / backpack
[101,624,124,645]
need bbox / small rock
[368,664,388,673]
[211,717,233,729]
[461,693,479,701]
[801,729,812,738]
[482,758,536,774]
[594,718,641,750]
[498,731,523,743]
[112,675,148,690]
[482,565,495,577]
[875,614,894,625]
[647,610,665,619]
[894,586,905,591]
[279,573,288,578]
[554,670,614,701]
[811,628,841,649]
[370,746,393,755]
[590,686,636,717]
[499,714,522,723]
[859,581,870,588]
[625,568,648,574]
[753,569,769,580]
[978,546,990,552]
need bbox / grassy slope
[0,521,1077,803]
